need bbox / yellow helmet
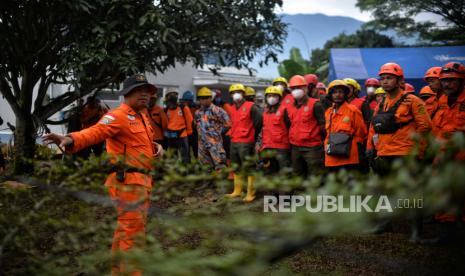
[229,83,246,93]
[343,78,361,91]
[197,87,213,97]
[245,86,256,96]
[265,86,283,97]
[272,76,288,86]
[374,87,386,95]
[327,80,350,94]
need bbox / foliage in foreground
[0,134,464,275]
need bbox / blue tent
[329,46,465,95]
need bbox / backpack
[372,94,410,134]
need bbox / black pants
[230,142,254,174]
[291,145,325,178]
[167,136,190,164]
[261,148,291,175]
[372,155,404,176]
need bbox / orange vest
[288,98,322,147]
[281,94,294,108]
[166,105,193,137]
[229,101,255,143]
[262,105,290,150]
[324,102,367,167]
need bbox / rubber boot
[226,174,243,198]
[243,176,256,203]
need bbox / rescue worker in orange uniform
[261,86,291,174]
[419,86,439,118]
[344,78,364,111]
[361,78,381,127]
[366,64,432,237]
[273,76,294,108]
[226,83,262,202]
[286,75,326,177]
[164,89,193,164]
[148,89,168,149]
[43,75,164,275]
[324,80,367,171]
[424,66,444,99]
[426,62,465,244]
[367,63,432,176]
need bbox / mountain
[253,13,364,78]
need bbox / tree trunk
[13,113,36,174]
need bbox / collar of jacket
[120,103,138,115]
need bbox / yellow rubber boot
[226,174,243,198]
[243,176,256,203]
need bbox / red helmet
[378,62,404,78]
[365,78,380,87]
[423,66,441,80]
[288,75,307,88]
[304,74,319,86]
[404,83,415,94]
[419,86,436,96]
[439,62,465,79]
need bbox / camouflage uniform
[195,104,231,170]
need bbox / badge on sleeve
[100,114,115,125]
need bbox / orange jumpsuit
[367,91,432,156]
[431,89,465,222]
[67,103,155,274]
[325,102,367,167]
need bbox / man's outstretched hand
[42,133,73,150]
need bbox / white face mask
[266,96,279,106]
[366,87,376,95]
[232,93,243,102]
[276,84,285,91]
[291,89,304,100]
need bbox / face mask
[366,87,376,95]
[267,97,279,106]
[291,89,304,100]
[232,93,243,102]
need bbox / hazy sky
[278,0,372,22]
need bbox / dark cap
[118,74,157,96]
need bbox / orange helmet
[419,86,436,96]
[378,62,404,78]
[289,75,308,88]
[439,62,465,79]
[423,66,441,80]
[304,74,319,86]
[404,83,415,94]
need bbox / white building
[0,62,269,142]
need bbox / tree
[309,29,394,81]
[278,48,311,80]
[0,0,286,173]
[356,0,465,45]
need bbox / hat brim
[118,83,157,96]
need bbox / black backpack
[372,94,410,134]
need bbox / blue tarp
[329,46,465,95]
